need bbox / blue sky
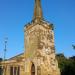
[0,0,75,59]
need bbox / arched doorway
[31,64,35,75]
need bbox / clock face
[45,48,51,55]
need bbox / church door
[31,64,35,75]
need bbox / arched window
[31,64,35,75]
[17,66,20,75]
[10,66,20,75]
[10,67,13,75]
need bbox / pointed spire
[33,0,43,21]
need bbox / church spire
[33,0,43,21]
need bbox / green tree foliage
[0,58,3,62]
[72,45,75,50]
[56,54,75,75]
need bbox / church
[0,0,60,75]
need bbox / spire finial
[33,0,43,21]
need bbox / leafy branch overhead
[72,44,75,50]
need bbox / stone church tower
[24,0,60,75]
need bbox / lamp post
[4,37,8,75]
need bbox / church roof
[8,53,24,60]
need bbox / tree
[0,58,3,62]
[56,54,75,75]
[72,44,75,50]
